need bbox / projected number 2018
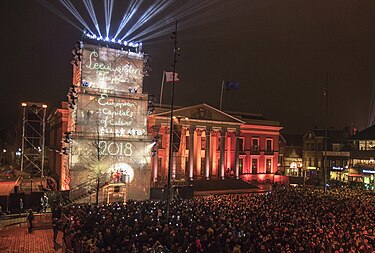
[99,141,133,156]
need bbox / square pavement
[0,223,63,253]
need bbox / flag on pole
[165,71,180,82]
[224,81,240,90]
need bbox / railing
[70,174,108,202]
[264,149,274,155]
[250,146,260,154]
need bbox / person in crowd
[19,198,23,215]
[27,209,34,233]
[43,194,49,211]
[52,205,62,244]
[61,186,375,252]
[40,196,45,213]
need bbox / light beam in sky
[114,0,144,39]
[104,0,114,38]
[83,0,102,37]
[58,0,94,34]
[121,0,173,41]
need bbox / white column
[226,131,231,173]
[211,131,218,177]
[234,130,240,179]
[196,129,202,177]
[220,129,226,179]
[188,126,195,180]
[205,128,211,180]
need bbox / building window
[266,139,272,151]
[252,138,259,151]
[278,155,283,166]
[359,141,366,150]
[266,158,272,174]
[158,158,162,171]
[158,134,163,149]
[369,141,375,150]
[239,138,244,151]
[252,159,258,174]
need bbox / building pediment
[154,104,244,124]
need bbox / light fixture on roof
[83,33,141,49]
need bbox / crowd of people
[60,186,375,252]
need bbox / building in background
[53,40,152,202]
[47,102,69,190]
[348,125,375,189]
[148,104,282,185]
[303,128,351,185]
[280,134,303,177]
[47,39,283,203]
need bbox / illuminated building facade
[47,102,69,189]
[349,125,375,189]
[148,104,282,184]
[303,128,350,185]
[48,42,283,201]
[280,134,304,177]
[62,41,151,201]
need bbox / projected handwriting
[86,50,142,84]
[98,94,135,108]
[98,141,133,156]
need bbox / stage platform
[192,178,258,193]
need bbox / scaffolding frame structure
[20,102,47,179]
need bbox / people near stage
[40,194,49,213]
[61,186,375,252]
[52,205,62,245]
[19,198,23,215]
[27,209,34,233]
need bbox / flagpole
[219,80,225,110]
[160,71,165,108]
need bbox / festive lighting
[84,33,141,49]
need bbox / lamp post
[323,76,328,193]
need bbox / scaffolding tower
[20,102,47,179]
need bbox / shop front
[329,166,348,182]
[362,169,375,190]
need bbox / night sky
[1,0,375,134]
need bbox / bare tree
[72,125,108,205]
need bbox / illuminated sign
[81,44,144,93]
[71,139,151,170]
[332,167,344,171]
[99,141,133,156]
[75,93,148,138]
[363,170,375,174]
